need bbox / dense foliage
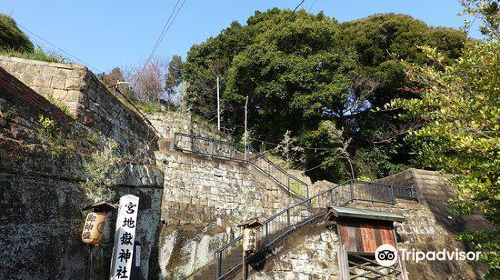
[0,14,33,52]
[395,41,499,277]
[393,0,499,276]
[183,9,468,182]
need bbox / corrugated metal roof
[328,206,405,222]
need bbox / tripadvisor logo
[375,244,398,266]
[375,244,482,266]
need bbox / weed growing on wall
[81,140,119,202]
[46,95,70,115]
[37,114,64,157]
[0,107,17,119]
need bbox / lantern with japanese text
[237,219,264,280]
[81,202,117,245]
[237,219,264,253]
[82,212,107,245]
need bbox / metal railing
[173,132,249,161]
[172,133,418,280]
[214,181,418,280]
[214,184,347,280]
[248,147,309,199]
[173,133,310,199]
[347,180,418,204]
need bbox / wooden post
[85,245,93,280]
[242,250,248,280]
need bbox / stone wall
[148,111,232,142]
[0,61,164,280]
[346,168,490,280]
[146,107,318,279]
[249,222,340,280]
[0,56,158,161]
[155,146,309,279]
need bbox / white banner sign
[109,195,139,280]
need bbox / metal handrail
[347,180,418,202]
[249,147,309,185]
[214,181,418,280]
[214,184,344,280]
[248,146,309,199]
[173,132,310,199]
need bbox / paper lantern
[81,212,107,245]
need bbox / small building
[325,206,408,280]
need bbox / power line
[141,0,187,77]
[284,0,307,22]
[303,156,338,172]
[18,24,103,73]
[248,136,336,151]
[308,0,318,12]
[292,0,307,13]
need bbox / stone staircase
[192,243,243,280]
[171,133,418,280]
[172,132,310,201]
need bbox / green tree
[183,9,468,182]
[184,20,254,119]
[0,14,33,52]
[460,0,499,39]
[337,14,468,180]
[391,0,499,273]
[165,55,184,100]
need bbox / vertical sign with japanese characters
[109,195,139,280]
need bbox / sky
[0,0,481,73]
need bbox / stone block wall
[0,60,164,280]
[0,56,158,161]
[154,148,308,279]
[345,168,490,280]
[248,222,340,280]
[146,108,317,279]
[148,112,231,142]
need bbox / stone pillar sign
[109,195,139,280]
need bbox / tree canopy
[183,10,468,182]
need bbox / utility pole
[217,76,220,131]
[244,95,248,160]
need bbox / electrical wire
[140,0,187,79]
[283,0,307,22]
[308,0,318,12]
[303,156,338,172]
[292,0,307,13]
[18,24,103,73]
[248,136,336,151]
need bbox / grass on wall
[0,46,64,63]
